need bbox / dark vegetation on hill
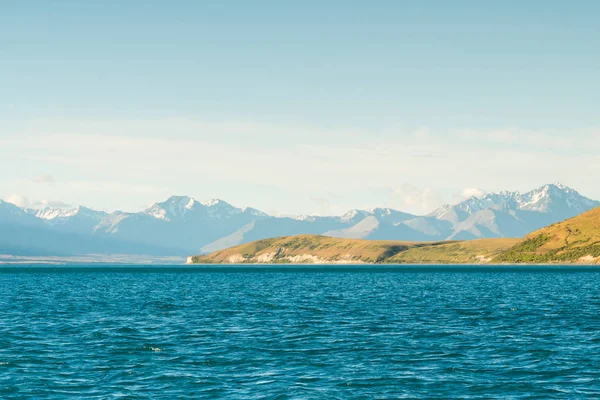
[493,207,600,263]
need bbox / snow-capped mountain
[32,206,109,233]
[0,184,598,256]
[517,183,597,213]
[143,196,249,222]
[432,183,595,217]
[91,196,271,253]
[428,184,599,240]
[144,196,198,221]
[32,206,108,222]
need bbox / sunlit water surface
[1,265,600,398]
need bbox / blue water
[1,266,600,398]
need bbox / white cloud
[3,194,30,208]
[3,194,72,210]
[447,187,488,205]
[310,197,332,216]
[1,117,599,214]
[387,185,445,215]
[461,187,486,199]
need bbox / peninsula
[189,207,600,265]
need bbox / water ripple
[0,267,600,398]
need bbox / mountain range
[0,183,597,256]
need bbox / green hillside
[494,207,600,263]
[387,238,519,264]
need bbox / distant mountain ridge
[0,183,598,256]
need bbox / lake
[1,265,599,398]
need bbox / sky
[1,1,599,216]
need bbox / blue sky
[1,1,599,215]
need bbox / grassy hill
[386,238,520,264]
[188,235,518,264]
[493,206,600,263]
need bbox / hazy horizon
[2,1,599,216]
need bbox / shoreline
[2,262,600,267]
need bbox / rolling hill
[188,235,520,264]
[494,206,600,263]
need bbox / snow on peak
[36,208,77,220]
[553,182,568,190]
[146,205,169,220]
[295,214,318,221]
[164,195,197,206]
[243,207,268,217]
[185,198,195,209]
[167,196,198,213]
[341,209,359,220]
[533,183,572,194]
[33,206,108,226]
[431,183,596,218]
[518,183,594,212]
[146,196,245,221]
[454,184,583,213]
[367,207,392,215]
[146,196,199,221]
[431,204,452,218]
[35,206,104,220]
[204,199,241,219]
[202,198,222,207]
[341,209,370,222]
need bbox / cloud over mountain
[3,194,71,210]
